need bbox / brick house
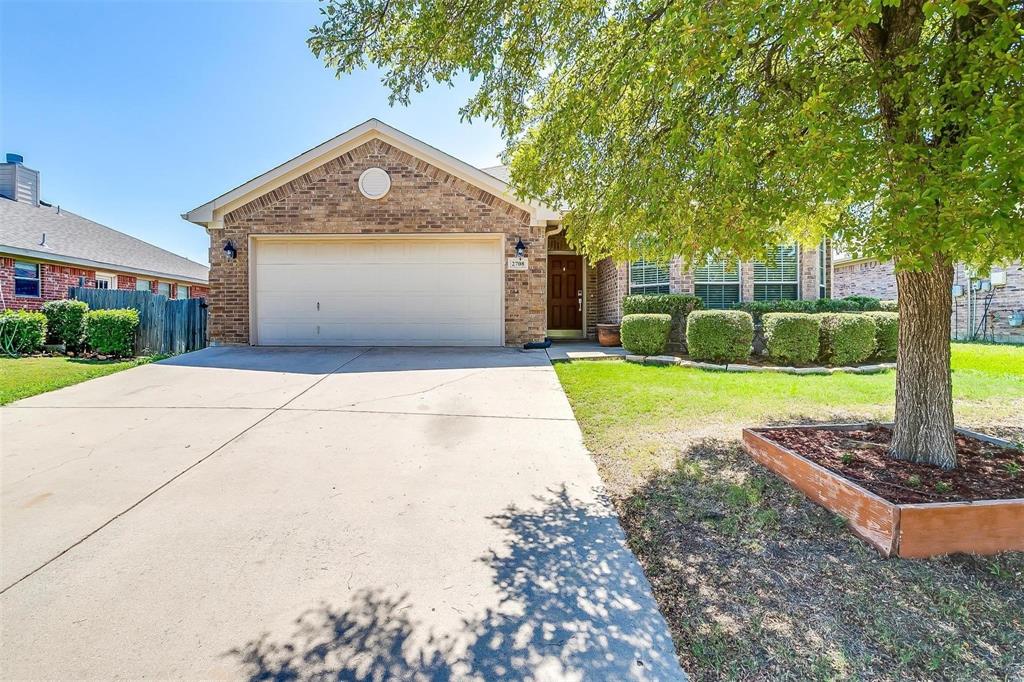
[835,256,1024,344]
[184,119,830,347]
[1,155,209,311]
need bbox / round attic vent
[358,167,391,199]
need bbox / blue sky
[0,1,505,265]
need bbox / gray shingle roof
[480,165,510,183]
[0,198,208,283]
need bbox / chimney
[0,153,40,206]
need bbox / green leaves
[309,0,1024,272]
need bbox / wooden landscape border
[742,423,1024,558]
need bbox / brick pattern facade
[0,256,208,311]
[208,139,546,346]
[836,258,1024,343]
[597,245,827,320]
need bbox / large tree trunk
[891,258,957,468]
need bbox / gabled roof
[0,198,209,283]
[481,164,511,183]
[183,119,561,228]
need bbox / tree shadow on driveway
[226,487,685,681]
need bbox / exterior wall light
[223,240,237,260]
[515,238,527,258]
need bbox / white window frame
[95,273,117,290]
[14,260,41,298]
[818,240,827,299]
[753,244,800,302]
[694,257,741,309]
[628,259,671,295]
[136,278,152,292]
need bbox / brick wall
[209,139,545,346]
[835,258,1024,343]
[0,256,207,311]
[833,259,899,299]
[596,245,830,320]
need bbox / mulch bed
[760,425,1024,504]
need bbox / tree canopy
[310,0,1023,271]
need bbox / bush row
[736,296,886,320]
[0,304,139,357]
[668,310,898,365]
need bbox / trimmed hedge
[736,297,880,321]
[864,311,899,360]
[840,295,882,311]
[0,310,47,354]
[817,313,877,365]
[84,309,139,357]
[42,299,90,350]
[763,313,820,364]
[622,294,702,317]
[686,310,754,363]
[620,314,672,356]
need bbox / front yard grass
[0,355,159,405]
[555,342,1024,681]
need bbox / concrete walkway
[1,346,684,680]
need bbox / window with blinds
[818,240,827,298]
[629,259,670,295]
[694,258,740,309]
[753,245,799,301]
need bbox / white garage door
[253,237,503,346]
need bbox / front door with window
[547,255,583,334]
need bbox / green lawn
[0,355,159,405]
[554,342,1024,682]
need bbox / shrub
[763,313,821,364]
[622,293,702,317]
[84,309,139,357]
[0,310,47,354]
[864,311,899,360]
[686,310,754,363]
[42,299,90,350]
[880,299,898,312]
[737,298,867,321]
[817,313,877,365]
[841,295,882,311]
[620,313,672,356]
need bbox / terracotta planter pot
[596,324,621,347]
[742,423,1024,558]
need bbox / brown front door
[548,255,583,331]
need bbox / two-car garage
[252,236,504,346]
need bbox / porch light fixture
[223,240,237,260]
[515,238,527,258]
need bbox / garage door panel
[254,237,502,346]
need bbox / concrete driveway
[1,347,684,680]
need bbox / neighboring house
[183,119,830,347]
[1,154,209,311]
[834,256,1024,343]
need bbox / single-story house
[1,154,209,311]
[835,256,1024,343]
[183,119,830,347]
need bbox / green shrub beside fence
[0,310,47,355]
[818,313,877,365]
[621,314,672,356]
[85,309,140,357]
[687,310,754,363]
[763,313,821,364]
[42,300,90,351]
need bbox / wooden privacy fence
[68,287,207,355]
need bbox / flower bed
[742,423,1024,558]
